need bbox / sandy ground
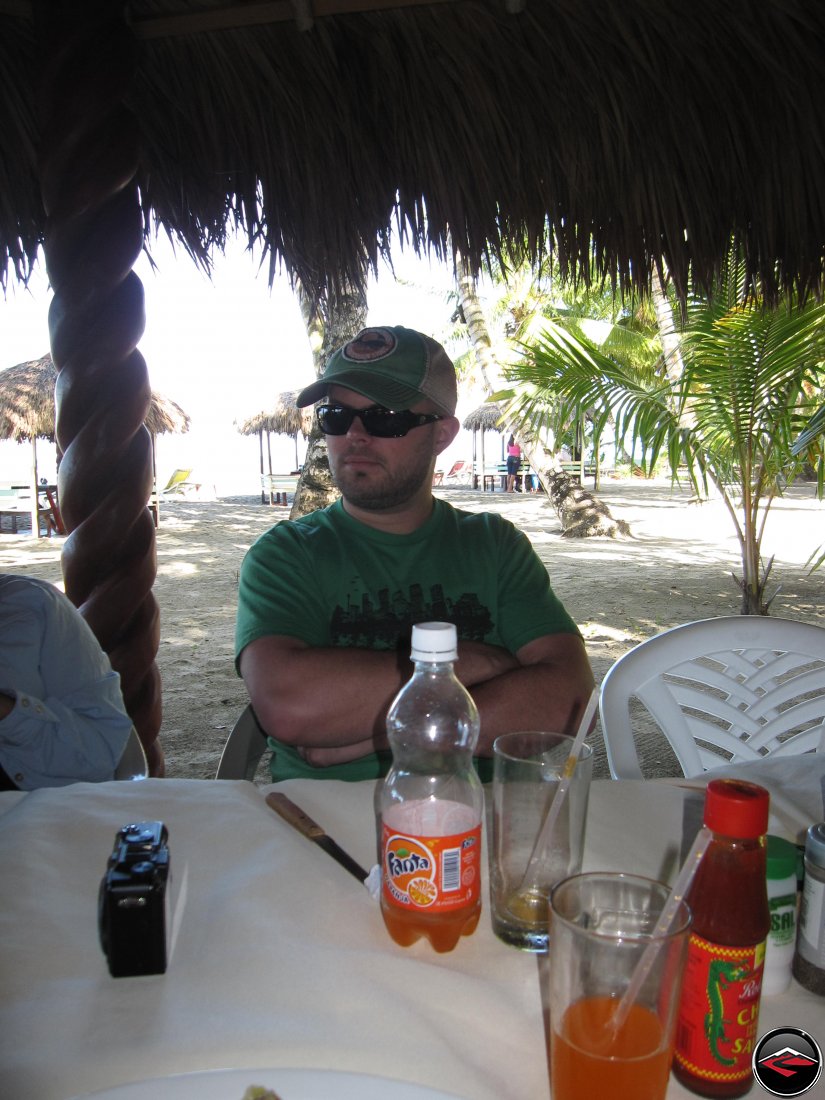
[2,477,823,781]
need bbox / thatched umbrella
[0,354,190,442]
[0,354,190,534]
[237,390,312,498]
[463,402,506,487]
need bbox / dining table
[1,757,824,1100]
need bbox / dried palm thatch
[237,392,312,439]
[0,354,190,442]
[462,402,507,482]
[462,403,506,433]
[145,391,191,437]
[238,390,312,475]
[2,1,823,306]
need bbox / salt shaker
[763,835,798,996]
[792,822,825,996]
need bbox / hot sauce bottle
[673,779,770,1097]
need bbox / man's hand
[468,633,595,757]
[0,692,15,720]
[299,736,384,768]
[454,641,520,687]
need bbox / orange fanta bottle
[376,622,483,953]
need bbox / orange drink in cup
[552,996,672,1099]
[548,872,691,1100]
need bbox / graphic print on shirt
[330,581,494,648]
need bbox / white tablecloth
[1,767,823,1100]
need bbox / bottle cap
[766,834,797,880]
[804,822,825,869]
[703,778,769,838]
[411,621,458,662]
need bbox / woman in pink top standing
[506,434,522,492]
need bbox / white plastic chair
[215,705,269,780]
[114,727,149,781]
[599,616,825,779]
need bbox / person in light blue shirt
[0,574,132,789]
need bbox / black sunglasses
[315,402,444,438]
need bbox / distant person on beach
[235,325,594,782]
[0,574,133,790]
[506,434,522,492]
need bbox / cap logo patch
[341,328,399,363]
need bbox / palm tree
[503,256,825,613]
[792,399,825,572]
[454,252,631,537]
[290,280,367,518]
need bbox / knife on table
[265,792,370,885]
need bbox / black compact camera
[98,821,170,978]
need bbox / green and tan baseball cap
[295,326,457,415]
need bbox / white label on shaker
[799,875,825,961]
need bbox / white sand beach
[2,476,823,780]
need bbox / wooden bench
[560,461,599,488]
[0,484,28,532]
[0,483,64,535]
[261,473,300,506]
[475,463,536,492]
[473,461,599,492]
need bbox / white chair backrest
[215,705,268,781]
[114,727,149,781]
[599,616,825,779]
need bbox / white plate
[74,1067,467,1100]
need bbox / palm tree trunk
[651,267,695,430]
[455,256,630,538]
[290,282,367,518]
[456,262,498,394]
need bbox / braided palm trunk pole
[38,5,164,775]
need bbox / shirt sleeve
[492,520,581,653]
[0,583,133,789]
[235,525,331,668]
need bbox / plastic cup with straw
[606,825,711,1036]
[517,688,599,897]
[519,686,598,893]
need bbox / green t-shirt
[235,498,579,781]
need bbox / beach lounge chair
[161,468,196,495]
[599,615,825,779]
[444,460,472,485]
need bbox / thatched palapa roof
[463,403,506,434]
[0,355,190,443]
[237,392,312,439]
[238,390,313,477]
[2,1,824,306]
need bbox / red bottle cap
[704,778,769,838]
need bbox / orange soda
[552,995,673,1100]
[376,622,483,954]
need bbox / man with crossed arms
[235,325,593,781]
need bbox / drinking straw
[518,687,598,892]
[608,824,712,1034]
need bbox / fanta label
[381,822,481,913]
